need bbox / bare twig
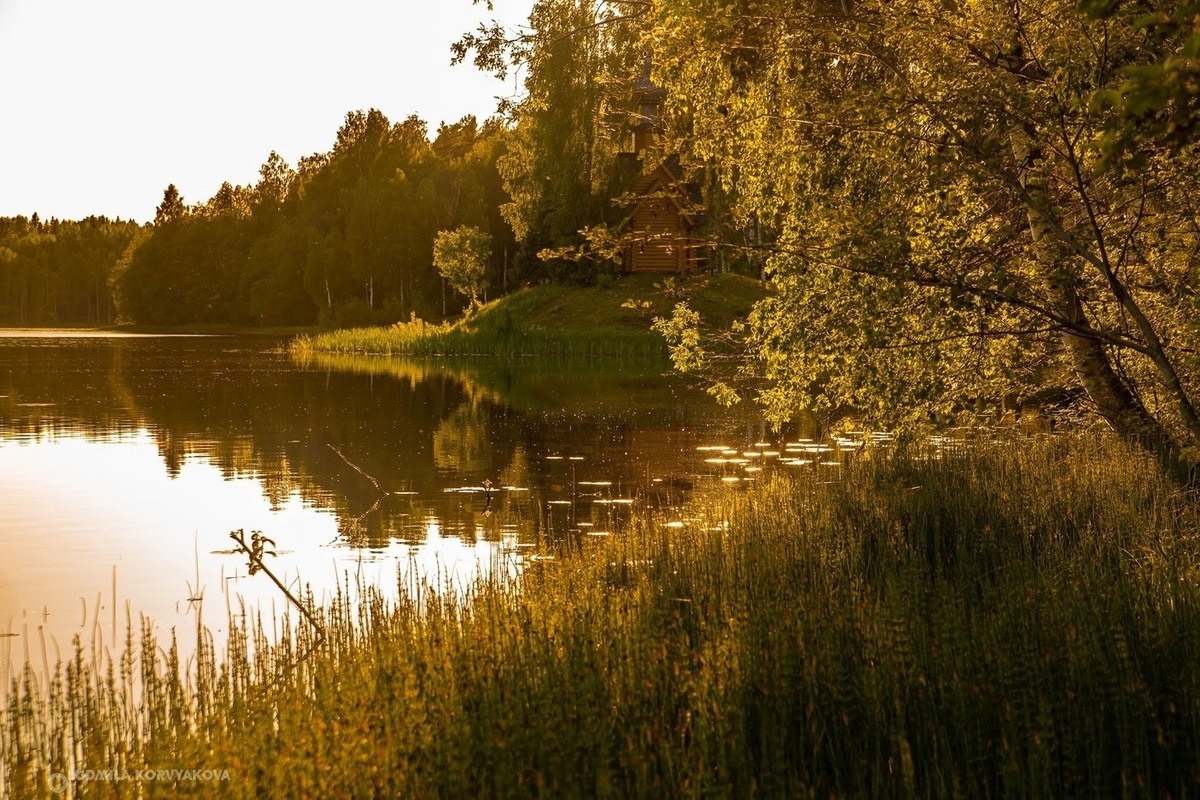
[328,444,385,494]
[228,529,325,653]
[328,444,390,527]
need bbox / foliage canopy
[111,111,516,327]
[435,225,492,308]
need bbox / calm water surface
[0,331,778,673]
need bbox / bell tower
[630,53,666,153]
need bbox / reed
[290,322,668,360]
[4,434,1200,797]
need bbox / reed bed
[290,320,668,360]
[5,435,1200,797]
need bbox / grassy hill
[291,272,768,359]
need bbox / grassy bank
[290,273,766,358]
[5,435,1200,797]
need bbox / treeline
[0,215,141,325]
[113,111,517,326]
[1,110,522,328]
[0,12,728,330]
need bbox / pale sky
[0,0,533,223]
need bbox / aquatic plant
[290,322,668,360]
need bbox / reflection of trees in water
[0,337,743,549]
[433,401,492,474]
[0,340,140,440]
[499,446,532,491]
[467,445,539,543]
[292,351,505,406]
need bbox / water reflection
[0,332,771,669]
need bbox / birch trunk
[1013,132,1189,481]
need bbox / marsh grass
[290,320,668,360]
[5,435,1200,797]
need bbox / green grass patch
[290,273,766,359]
[5,435,1200,797]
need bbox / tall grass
[290,320,668,360]
[5,435,1200,797]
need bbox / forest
[0,215,139,326]
[0,112,523,328]
[0,0,749,330]
[116,112,518,327]
[0,0,737,330]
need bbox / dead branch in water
[229,528,326,655]
[328,443,386,494]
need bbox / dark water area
[0,331,783,671]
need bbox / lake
[0,331,789,678]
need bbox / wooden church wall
[628,197,684,272]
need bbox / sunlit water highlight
[0,430,514,685]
